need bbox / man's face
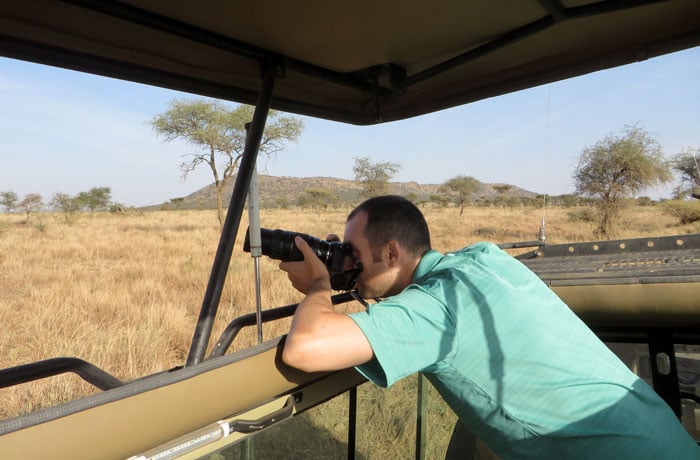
[343,211,396,299]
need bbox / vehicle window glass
[417,374,458,459]
[605,342,651,384]
[211,392,351,459]
[676,344,700,442]
[606,342,700,442]
[355,374,419,458]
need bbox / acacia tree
[492,184,513,208]
[297,188,339,210]
[430,194,451,207]
[492,184,512,195]
[75,187,112,212]
[50,191,80,222]
[573,124,672,238]
[672,147,700,199]
[18,193,43,222]
[1,190,18,213]
[150,98,304,226]
[353,156,401,198]
[440,175,480,215]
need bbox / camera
[243,227,362,291]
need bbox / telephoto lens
[243,227,362,290]
[243,227,346,272]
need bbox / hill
[156,175,539,210]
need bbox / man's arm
[280,237,373,373]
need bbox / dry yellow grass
[0,204,696,423]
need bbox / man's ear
[386,239,401,265]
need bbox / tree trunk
[215,181,224,228]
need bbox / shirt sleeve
[349,285,456,387]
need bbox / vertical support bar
[348,387,357,460]
[415,373,427,460]
[251,231,264,343]
[186,62,279,367]
[242,438,254,460]
[648,329,681,418]
[245,120,264,345]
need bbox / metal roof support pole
[415,373,427,460]
[347,387,357,460]
[186,61,280,367]
[648,329,682,418]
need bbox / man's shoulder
[452,241,501,255]
[416,242,535,289]
[430,242,506,269]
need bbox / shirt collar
[412,249,443,282]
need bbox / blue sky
[1,46,699,207]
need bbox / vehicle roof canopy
[1,0,699,125]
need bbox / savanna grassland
[1,204,697,458]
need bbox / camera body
[243,227,361,291]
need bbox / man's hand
[279,236,331,294]
[280,236,373,373]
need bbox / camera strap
[350,290,369,308]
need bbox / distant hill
[154,175,539,210]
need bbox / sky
[1,46,699,207]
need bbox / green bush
[567,207,596,223]
[661,200,700,225]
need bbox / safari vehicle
[1,1,699,459]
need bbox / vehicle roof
[1,0,699,125]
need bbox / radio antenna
[538,84,552,243]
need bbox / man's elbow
[281,336,322,373]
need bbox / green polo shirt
[350,243,698,459]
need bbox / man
[280,195,698,459]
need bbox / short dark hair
[348,195,431,259]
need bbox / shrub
[567,207,596,223]
[472,227,496,238]
[661,200,700,225]
[636,196,654,207]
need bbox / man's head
[344,195,431,298]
